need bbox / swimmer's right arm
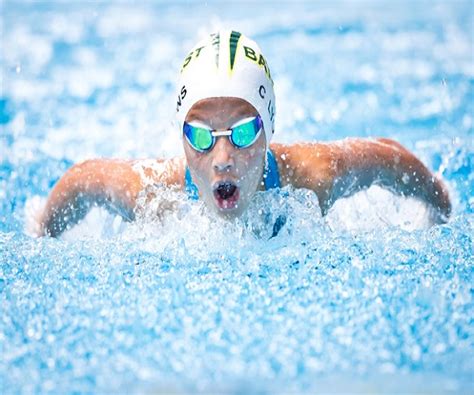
[39,159,143,237]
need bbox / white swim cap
[176,30,276,145]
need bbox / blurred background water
[1,0,473,393]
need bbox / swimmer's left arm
[272,139,451,222]
[332,138,451,222]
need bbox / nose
[212,137,235,173]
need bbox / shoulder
[68,156,186,190]
[270,141,338,161]
[269,142,344,187]
[130,156,186,188]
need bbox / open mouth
[213,181,240,210]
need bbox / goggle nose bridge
[211,130,232,137]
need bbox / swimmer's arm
[273,139,451,222]
[334,138,451,223]
[326,138,451,222]
[39,159,143,237]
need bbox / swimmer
[36,30,451,237]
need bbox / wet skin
[183,97,267,217]
[37,97,452,237]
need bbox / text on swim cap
[259,85,275,125]
[243,46,273,84]
[268,99,275,124]
[181,47,205,71]
[180,41,273,85]
[176,85,187,112]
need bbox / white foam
[326,185,436,232]
[34,183,438,242]
[60,207,128,241]
[24,196,47,238]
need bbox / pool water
[1,1,473,393]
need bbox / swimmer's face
[183,97,266,218]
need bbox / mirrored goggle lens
[231,117,262,148]
[183,123,213,151]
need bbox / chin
[210,197,246,218]
[214,207,241,218]
[204,190,249,219]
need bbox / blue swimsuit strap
[185,164,200,200]
[263,149,281,190]
[185,149,280,200]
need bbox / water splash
[1,0,473,393]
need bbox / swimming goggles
[183,115,263,152]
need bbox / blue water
[1,0,473,393]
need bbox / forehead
[185,97,258,129]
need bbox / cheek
[185,151,213,191]
[240,137,265,172]
[184,144,205,173]
[246,155,261,172]
[189,157,208,180]
[238,152,264,186]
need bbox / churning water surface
[1,1,473,393]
